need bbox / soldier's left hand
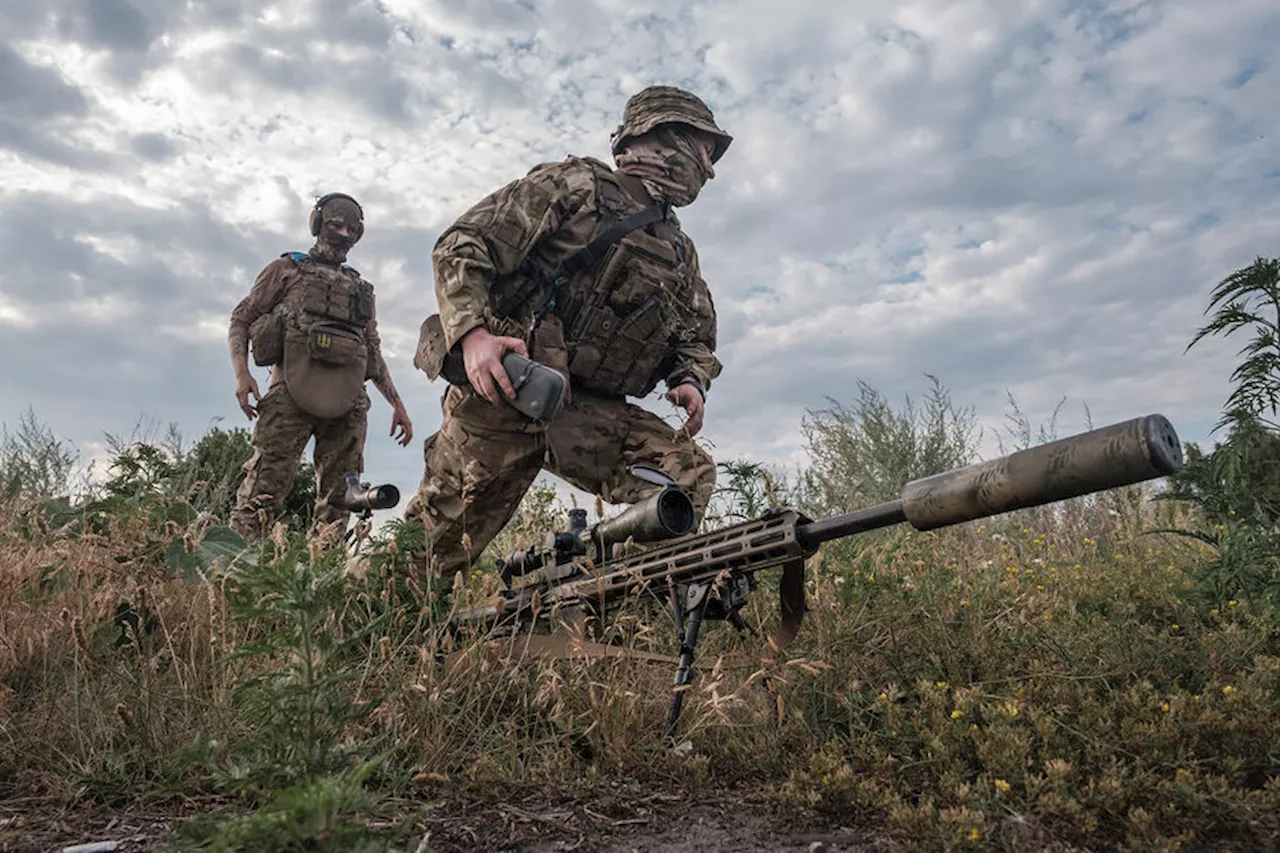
[665,383,705,438]
[390,404,414,446]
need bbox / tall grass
[0,472,1275,851]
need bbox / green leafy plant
[0,407,78,500]
[175,543,403,849]
[799,374,980,515]
[1159,256,1280,605]
[1190,257,1280,426]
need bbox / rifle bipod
[666,572,757,740]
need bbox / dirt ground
[0,787,891,853]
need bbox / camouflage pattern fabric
[405,385,715,578]
[431,155,722,396]
[415,86,728,578]
[230,385,370,540]
[610,85,733,164]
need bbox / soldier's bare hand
[460,327,528,406]
[235,374,262,420]
[665,383,705,438]
[390,403,414,446]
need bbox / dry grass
[0,486,1276,852]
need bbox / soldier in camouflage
[228,193,414,542]
[408,86,731,577]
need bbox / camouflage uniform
[409,87,732,577]
[228,195,410,540]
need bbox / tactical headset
[309,192,364,237]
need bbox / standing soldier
[228,193,414,542]
[410,85,731,577]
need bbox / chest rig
[278,252,375,418]
[549,172,692,399]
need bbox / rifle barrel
[793,414,1183,549]
[795,501,907,550]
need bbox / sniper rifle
[450,414,1185,733]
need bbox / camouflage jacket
[229,253,388,390]
[432,155,722,397]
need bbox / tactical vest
[275,252,374,418]
[551,169,692,399]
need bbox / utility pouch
[307,322,363,366]
[248,312,285,367]
[351,284,374,323]
[530,314,570,384]
[500,352,568,421]
[282,324,367,419]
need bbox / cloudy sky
[2,0,1277,511]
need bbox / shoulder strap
[557,205,666,280]
[532,205,665,321]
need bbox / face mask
[312,198,363,260]
[613,127,714,207]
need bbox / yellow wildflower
[951,709,965,720]
[994,779,1011,793]
[1222,685,1236,697]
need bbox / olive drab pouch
[414,313,469,386]
[500,352,568,421]
[306,321,364,366]
[248,311,285,367]
[282,323,368,419]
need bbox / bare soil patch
[0,787,889,853]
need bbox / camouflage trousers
[230,383,370,542]
[405,385,716,577]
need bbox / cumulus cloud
[0,0,1276,508]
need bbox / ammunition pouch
[248,311,285,367]
[301,272,373,325]
[564,223,681,398]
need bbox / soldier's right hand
[460,327,528,406]
[235,374,262,420]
